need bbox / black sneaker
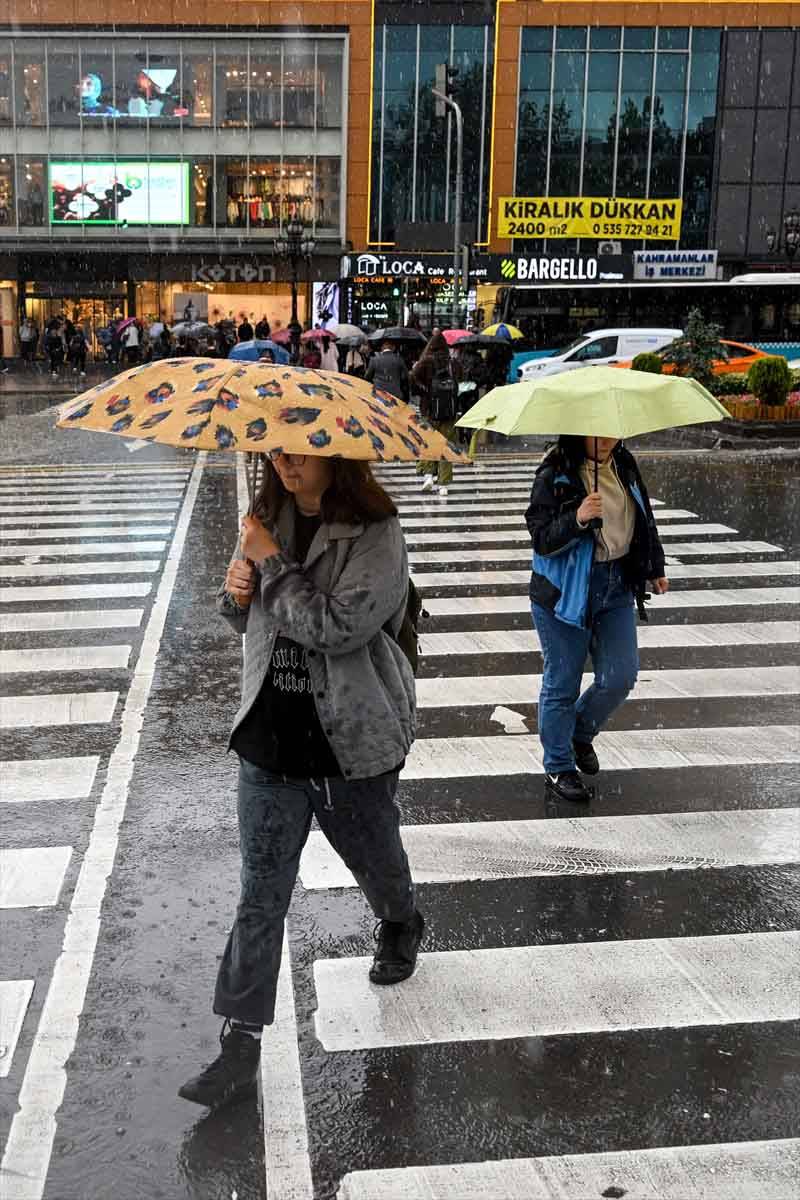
[573,739,600,775]
[178,1020,261,1108]
[545,770,592,803]
[369,910,425,985]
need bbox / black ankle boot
[545,770,592,803]
[370,910,425,985]
[178,1020,261,1108]
[573,739,600,775]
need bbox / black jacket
[525,443,666,622]
[366,350,410,402]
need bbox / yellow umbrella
[58,357,466,467]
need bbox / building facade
[2,2,798,354]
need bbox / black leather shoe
[370,910,425,985]
[573,739,600,775]
[545,770,592,803]
[178,1020,260,1108]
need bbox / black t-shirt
[231,512,342,778]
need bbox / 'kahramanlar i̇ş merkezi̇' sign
[497,196,683,241]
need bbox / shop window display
[0,158,13,226]
[223,158,336,229]
[0,45,11,125]
[217,46,249,127]
[249,45,282,127]
[192,161,213,226]
[15,43,45,126]
[316,42,343,128]
[49,41,81,126]
[182,45,213,126]
[282,42,316,128]
[18,159,46,226]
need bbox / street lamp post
[273,218,315,362]
[766,207,800,261]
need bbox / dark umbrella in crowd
[367,327,427,345]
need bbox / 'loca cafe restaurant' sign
[497,196,683,241]
[342,252,631,286]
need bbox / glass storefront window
[49,40,81,126]
[16,43,45,126]
[221,157,337,231]
[283,42,316,128]
[18,159,46,225]
[80,51,114,119]
[216,45,248,127]
[250,44,281,127]
[316,158,340,230]
[114,43,151,121]
[183,44,213,126]
[0,44,11,125]
[316,41,343,128]
[192,159,213,226]
[0,157,13,226]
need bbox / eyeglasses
[267,449,307,466]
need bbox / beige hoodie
[580,456,635,561]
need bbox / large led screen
[50,162,190,224]
[81,64,189,119]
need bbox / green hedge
[631,352,663,374]
[747,356,793,407]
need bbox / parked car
[616,339,770,377]
[517,327,682,380]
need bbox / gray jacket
[217,500,416,779]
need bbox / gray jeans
[214,758,416,1025]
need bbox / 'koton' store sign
[633,250,718,281]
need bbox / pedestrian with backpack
[68,326,88,377]
[179,451,424,1110]
[411,331,459,497]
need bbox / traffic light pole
[432,86,464,328]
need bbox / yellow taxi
[616,339,769,377]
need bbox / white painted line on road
[401,510,697,529]
[231,450,314,1200]
[0,646,130,674]
[0,848,72,909]
[412,561,799,590]
[302,807,800,890]
[408,540,784,565]
[0,609,143,634]
[0,454,205,1200]
[423,586,800,617]
[398,501,533,514]
[1,756,99,804]
[315,930,800,1051]
[0,541,167,558]
[0,692,119,729]
[0,560,160,580]
[419,620,800,657]
[0,484,184,496]
[1,526,173,539]
[338,1138,800,1200]
[404,724,800,778]
[415,665,800,709]
[3,469,190,481]
[0,981,35,1079]
[405,527,738,546]
[0,582,152,604]
[0,506,178,519]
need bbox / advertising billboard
[497,196,683,241]
[80,64,189,119]
[50,162,189,225]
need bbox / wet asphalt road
[0,399,798,1200]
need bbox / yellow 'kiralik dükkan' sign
[497,196,683,240]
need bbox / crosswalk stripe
[413,561,800,590]
[423,586,800,616]
[0,505,178,518]
[2,469,190,480]
[0,560,160,580]
[1,756,100,803]
[0,484,185,496]
[0,582,152,603]
[0,981,35,1080]
[0,541,167,558]
[401,510,697,528]
[405,526,737,545]
[314,930,800,1051]
[419,620,800,657]
[0,608,143,633]
[0,646,131,674]
[0,525,173,538]
[0,847,72,908]
[404,724,800,778]
[416,665,800,708]
[301,807,800,890]
[338,1138,800,1200]
[409,540,784,564]
[0,692,119,728]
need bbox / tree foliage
[660,308,724,388]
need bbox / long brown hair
[255,456,397,526]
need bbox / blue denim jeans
[214,759,415,1025]
[532,560,639,775]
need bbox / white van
[518,327,682,381]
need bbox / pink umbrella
[116,316,140,332]
[270,329,292,344]
[301,327,338,342]
[442,329,471,346]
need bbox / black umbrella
[454,333,512,348]
[367,327,427,344]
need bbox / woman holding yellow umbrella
[58,358,465,1109]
